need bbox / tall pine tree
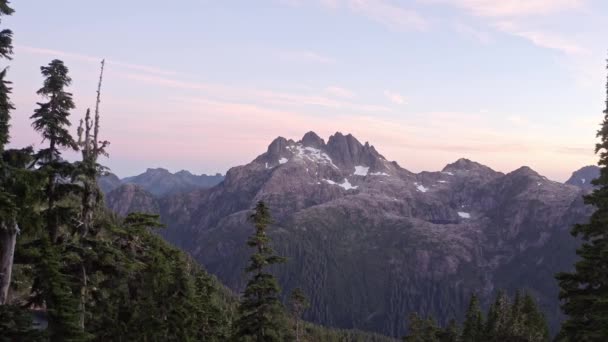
[461,294,483,342]
[30,59,78,244]
[555,59,608,341]
[29,59,87,341]
[233,201,289,342]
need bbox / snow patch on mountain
[279,158,288,164]
[324,178,358,190]
[288,144,338,169]
[415,183,429,193]
[371,172,389,176]
[458,212,471,219]
[354,166,369,176]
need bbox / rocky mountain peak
[300,131,326,148]
[145,167,171,175]
[565,165,599,191]
[509,166,541,178]
[326,132,383,169]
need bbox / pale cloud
[427,0,585,17]
[345,0,428,31]
[283,0,428,31]
[494,21,588,55]
[325,86,355,98]
[384,90,406,105]
[16,45,179,76]
[123,73,391,113]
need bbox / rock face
[105,184,159,216]
[145,132,589,337]
[565,165,600,192]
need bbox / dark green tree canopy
[31,59,77,156]
[555,60,608,341]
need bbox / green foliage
[0,305,45,341]
[83,212,234,341]
[461,294,483,342]
[302,322,399,342]
[403,291,549,342]
[30,59,77,160]
[233,201,290,342]
[555,60,608,341]
[403,313,440,342]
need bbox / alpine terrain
[103,131,591,337]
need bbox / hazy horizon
[6,0,608,180]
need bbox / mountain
[104,184,159,216]
[98,172,122,194]
[112,131,589,337]
[565,165,599,191]
[122,168,224,196]
[100,168,224,197]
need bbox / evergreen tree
[556,60,608,341]
[289,287,309,342]
[30,59,78,244]
[484,291,512,341]
[438,319,459,342]
[28,59,86,341]
[233,201,289,342]
[460,294,483,342]
[403,312,440,342]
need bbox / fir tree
[233,201,288,342]
[556,59,608,341]
[438,319,459,342]
[30,59,78,244]
[289,287,309,342]
[461,294,483,342]
[403,312,440,342]
[484,291,512,341]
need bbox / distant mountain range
[102,131,596,337]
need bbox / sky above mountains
[6,0,608,180]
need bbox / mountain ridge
[104,131,593,337]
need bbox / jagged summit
[300,131,325,148]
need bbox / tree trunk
[79,263,87,329]
[0,222,17,304]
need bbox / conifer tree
[289,287,309,342]
[30,59,78,244]
[233,201,289,342]
[555,59,608,341]
[403,312,440,342]
[484,291,512,341]
[438,319,459,342]
[461,294,483,342]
